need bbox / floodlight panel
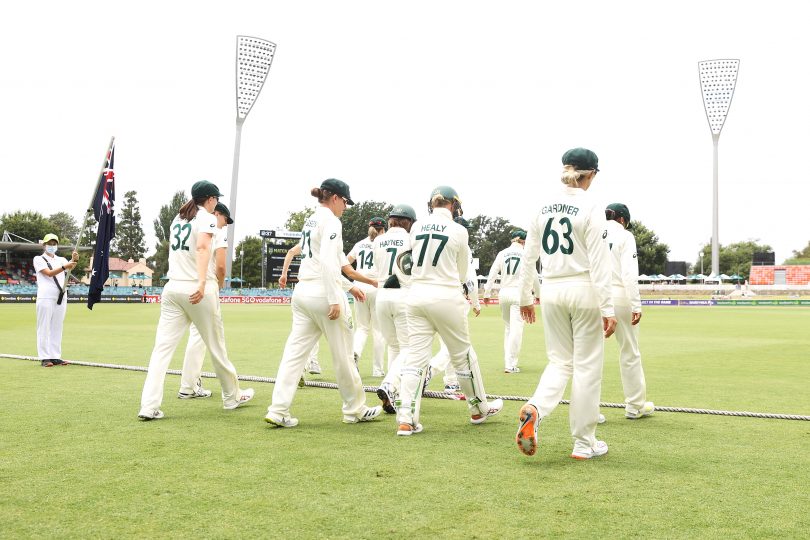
[699,59,740,135]
[236,35,276,120]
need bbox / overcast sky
[2,1,808,266]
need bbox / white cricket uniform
[266,206,371,423]
[397,208,497,427]
[518,185,614,454]
[348,236,385,375]
[484,242,528,371]
[605,219,647,412]
[179,226,228,395]
[374,227,412,397]
[140,208,244,415]
[430,250,482,387]
[34,252,69,360]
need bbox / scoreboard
[260,229,303,285]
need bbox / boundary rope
[3,353,808,421]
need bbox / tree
[74,219,97,280]
[785,241,810,265]
[340,201,393,254]
[113,190,146,261]
[148,190,187,280]
[48,212,81,245]
[467,215,516,277]
[284,207,316,232]
[0,210,53,244]
[631,221,670,275]
[692,240,772,279]
[233,236,263,287]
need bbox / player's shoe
[598,413,606,424]
[396,423,423,436]
[504,366,521,374]
[138,409,164,421]
[343,405,383,424]
[223,388,255,410]
[625,402,655,419]
[470,398,504,425]
[443,383,461,394]
[571,440,609,460]
[307,359,322,375]
[372,370,385,377]
[516,403,539,456]
[377,385,396,414]
[178,387,212,399]
[51,359,69,366]
[265,414,299,428]
[41,359,54,367]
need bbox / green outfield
[2,304,809,538]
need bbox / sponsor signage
[0,294,142,303]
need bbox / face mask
[45,245,58,255]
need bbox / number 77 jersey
[409,208,470,289]
[518,185,613,315]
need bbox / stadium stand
[749,265,810,286]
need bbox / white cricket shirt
[166,207,218,283]
[606,220,642,313]
[372,226,412,288]
[409,207,469,291]
[295,205,346,304]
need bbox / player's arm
[456,230,470,285]
[191,231,213,304]
[584,205,616,337]
[280,244,302,288]
[621,234,643,323]
[215,247,226,289]
[482,250,503,301]
[518,217,542,323]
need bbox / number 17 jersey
[167,207,218,282]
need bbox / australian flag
[88,143,116,310]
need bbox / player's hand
[279,274,288,288]
[189,286,205,305]
[631,312,642,326]
[482,298,489,307]
[603,316,617,338]
[328,304,341,320]
[472,305,481,317]
[350,287,366,303]
[71,251,79,262]
[64,261,77,270]
[520,305,536,324]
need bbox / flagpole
[63,136,115,293]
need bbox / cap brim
[346,198,355,206]
[226,217,234,224]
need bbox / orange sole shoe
[516,404,539,456]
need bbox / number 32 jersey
[518,185,613,317]
[167,207,219,282]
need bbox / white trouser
[397,286,492,426]
[306,342,320,366]
[267,291,367,420]
[527,282,604,453]
[140,281,242,413]
[179,323,207,394]
[377,288,409,393]
[429,300,475,386]
[499,287,524,370]
[353,286,385,374]
[613,293,646,411]
[36,297,66,360]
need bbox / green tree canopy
[113,190,146,261]
[340,201,394,254]
[48,212,81,245]
[284,207,316,233]
[692,240,773,279]
[631,221,670,275]
[784,241,810,265]
[467,215,516,277]
[0,210,53,244]
[148,190,187,279]
[233,236,263,288]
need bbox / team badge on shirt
[330,233,337,239]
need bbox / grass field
[2,303,809,538]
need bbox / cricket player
[139,181,254,420]
[483,229,533,373]
[395,186,503,436]
[280,243,321,375]
[347,217,387,376]
[176,202,234,399]
[265,179,382,428]
[515,148,617,459]
[604,202,654,419]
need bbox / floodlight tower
[698,59,739,277]
[226,35,276,285]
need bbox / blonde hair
[560,165,591,187]
[430,194,452,209]
[368,226,380,241]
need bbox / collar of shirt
[432,207,453,220]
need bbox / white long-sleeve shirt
[409,208,468,291]
[606,220,642,313]
[518,185,614,318]
[295,206,346,304]
[372,226,412,288]
[484,242,525,296]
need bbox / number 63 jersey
[518,185,613,317]
[167,207,219,282]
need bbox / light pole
[240,249,244,289]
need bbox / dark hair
[388,216,413,231]
[311,187,337,203]
[178,196,210,221]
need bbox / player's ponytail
[178,196,209,221]
[560,165,589,187]
[368,226,381,241]
[312,187,336,203]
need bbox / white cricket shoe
[470,398,504,425]
[625,402,655,419]
[178,387,212,399]
[598,413,606,424]
[224,388,255,410]
[571,440,609,460]
[396,422,423,436]
[265,414,299,428]
[343,405,383,424]
[504,367,521,374]
[307,359,322,375]
[138,409,164,421]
